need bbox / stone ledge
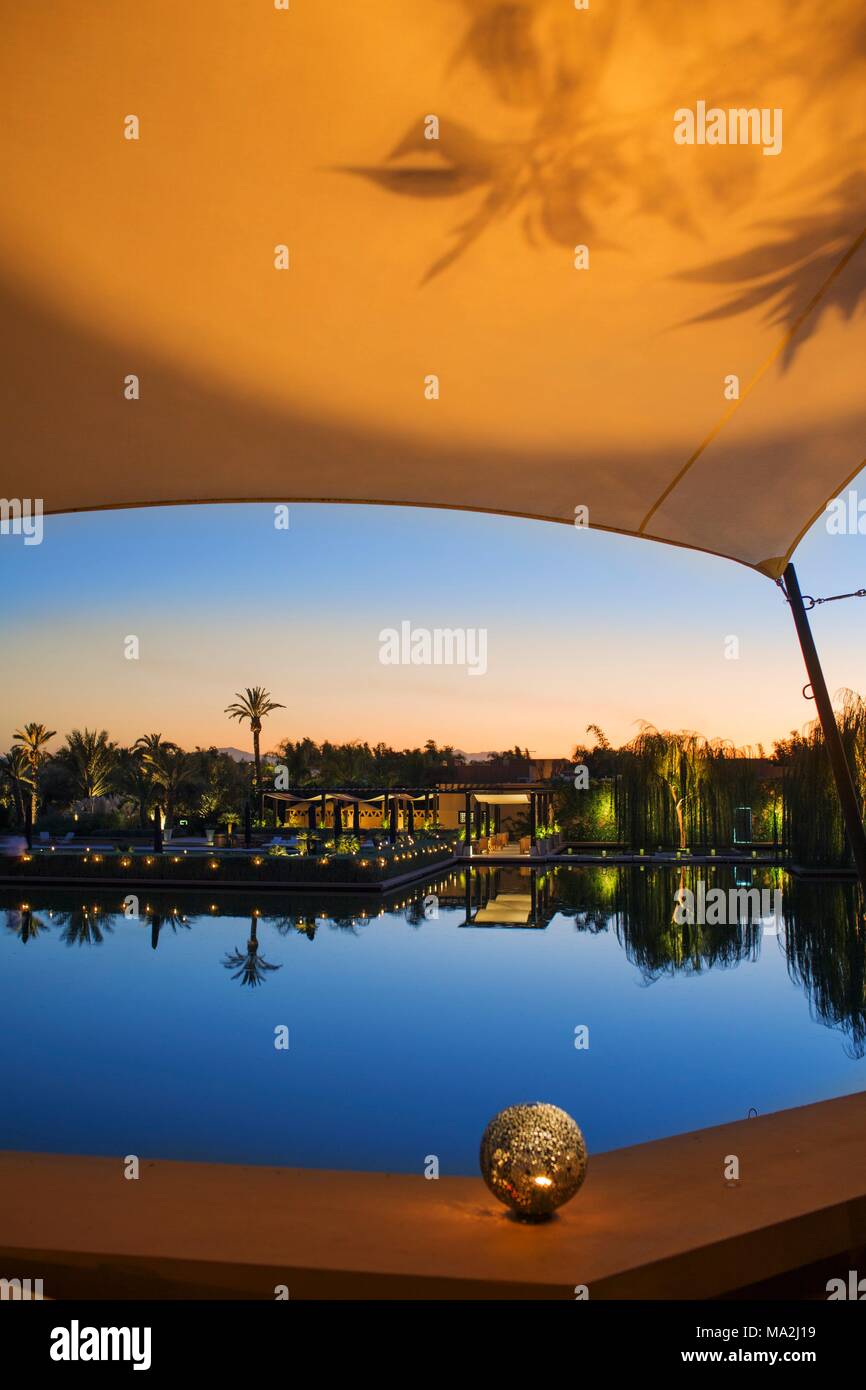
[2,1092,866,1299]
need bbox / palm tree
[0,746,31,826]
[57,729,117,811]
[140,744,196,831]
[224,687,285,815]
[276,737,319,785]
[12,722,56,823]
[133,735,181,831]
[134,733,179,762]
[111,748,155,830]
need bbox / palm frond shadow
[675,178,866,364]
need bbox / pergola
[1,4,864,881]
[265,783,557,853]
[266,788,437,842]
[455,787,554,850]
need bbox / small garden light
[480,1102,587,1222]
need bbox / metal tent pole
[783,562,866,889]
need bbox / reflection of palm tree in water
[149,910,190,951]
[223,914,282,988]
[4,906,50,943]
[269,914,318,941]
[56,906,115,947]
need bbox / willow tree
[780,690,866,868]
[613,865,761,981]
[783,877,866,1057]
[616,726,713,850]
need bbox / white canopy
[470,794,532,806]
[1,2,863,578]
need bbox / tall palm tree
[224,687,285,815]
[12,722,56,823]
[0,746,31,826]
[57,729,117,811]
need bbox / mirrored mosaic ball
[479,1102,588,1220]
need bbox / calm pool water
[1,866,864,1174]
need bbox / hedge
[6,843,457,887]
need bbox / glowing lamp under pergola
[0,2,864,878]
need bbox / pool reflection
[1,865,864,1171]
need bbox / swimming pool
[1,865,863,1174]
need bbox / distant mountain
[218,746,255,763]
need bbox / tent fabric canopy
[470,794,531,806]
[266,791,427,803]
[1,2,864,579]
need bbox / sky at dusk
[2,481,866,759]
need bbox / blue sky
[2,482,865,755]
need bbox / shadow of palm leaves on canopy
[677,172,866,365]
[341,0,866,363]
